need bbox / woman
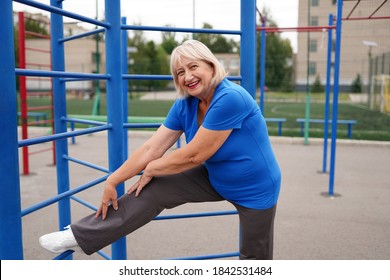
[40,40,281,260]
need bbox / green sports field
[21,92,390,141]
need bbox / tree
[311,75,324,93]
[350,73,362,93]
[160,27,179,54]
[127,25,170,92]
[256,9,293,91]
[193,23,238,53]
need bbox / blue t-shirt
[163,79,281,209]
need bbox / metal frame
[1,0,256,260]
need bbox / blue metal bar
[122,24,241,36]
[123,74,242,81]
[105,0,127,260]
[53,249,111,260]
[123,123,162,129]
[170,251,239,260]
[59,28,105,43]
[329,0,344,196]
[53,250,74,260]
[15,68,109,80]
[154,210,238,220]
[64,155,109,173]
[14,0,110,28]
[70,121,76,144]
[18,124,111,147]
[240,0,256,98]
[123,74,172,80]
[322,14,334,173]
[50,0,72,244]
[0,0,24,260]
[63,116,107,126]
[122,17,129,158]
[21,175,108,217]
[259,18,267,113]
[71,196,98,212]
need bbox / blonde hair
[170,40,227,97]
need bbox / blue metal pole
[259,18,266,114]
[322,14,334,173]
[122,17,129,158]
[50,0,72,235]
[0,0,24,260]
[105,0,127,260]
[329,1,344,196]
[240,0,256,99]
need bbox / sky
[13,0,299,51]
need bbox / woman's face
[175,57,215,100]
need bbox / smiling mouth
[187,80,199,89]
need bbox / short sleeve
[163,100,183,131]
[202,90,249,130]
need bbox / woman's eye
[190,65,198,70]
[177,71,184,76]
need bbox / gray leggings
[71,165,276,259]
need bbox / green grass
[21,92,390,141]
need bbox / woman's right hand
[95,180,118,220]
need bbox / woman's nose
[184,71,193,81]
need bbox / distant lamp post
[192,0,196,39]
[363,40,378,108]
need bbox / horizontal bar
[123,123,162,129]
[53,248,111,260]
[27,105,52,111]
[342,16,390,21]
[53,250,74,260]
[64,155,109,173]
[71,196,98,212]
[25,30,50,39]
[14,0,110,28]
[169,251,239,260]
[25,47,51,53]
[18,124,111,147]
[154,210,238,220]
[21,175,108,216]
[59,28,105,43]
[122,24,241,36]
[122,74,172,80]
[257,26,336,32]
[26,62,51,68]
[63,116,107,126]
[123,74,242,81]
[15,68,110,80]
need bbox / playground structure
[18,12,56,175]
[1,0,385,260]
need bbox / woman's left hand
[127,173,153,197]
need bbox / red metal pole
[18,12,29,175]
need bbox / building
[296,0,390,92]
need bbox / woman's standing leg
[233,203,277,260]
[71,165,224,255]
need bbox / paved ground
[18,128,390,260]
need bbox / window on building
[310,16,319,26]
[310,39,318,52]
[309,62,317,75]
[312,0,319,7]
[332,0,337,5]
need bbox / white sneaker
[39,226,83,254]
